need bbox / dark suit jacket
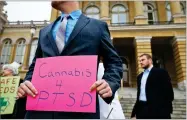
[131,67,174,118]
[24,14,123,119]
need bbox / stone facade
[0,1,186,90]
[0,1,7,33]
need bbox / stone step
[120,99,186,102]
[173,102,186,105]
[124,114,186,119]
[173,105,186,107]
[171,114,186,119]
[173,111,186,115]
[121,102,186,106]
[122,104,185,106]
[173,99,186,102]
[119,98,186,119]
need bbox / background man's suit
[131,67,174,119]
[24,14,123,119]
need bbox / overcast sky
[4,1,52,21]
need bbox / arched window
[166,2,172,21]
[1,39,12,64]
[180,2,186,15]
[111,5,127,24]
[144,3,157,24]
[29,40,38,65]
[166,2,186,21]
[15,39,26,64]
[85,6,100,19]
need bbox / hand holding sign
[17,81,38,98]
[90,80,112,98]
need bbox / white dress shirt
[139,65,153,101]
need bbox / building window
[1,39,12,64]
[15,39,26,65]
[120,57,129,87]
[111,5,127,24]
[144,3,157,24]
[29,40,38,66]
[180,2,186,15]
[166,2,186,21]
[85,6,100,19]
[166,2,172,21]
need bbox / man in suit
[17,1,123,119]
[131,53,174,119]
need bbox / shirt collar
[144,65,153,72]
[60,10,82,20]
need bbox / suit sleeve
[99,22,123,104]
[131,76,140,118]
[162,69,174,102]
[131,101,138,118]
[24,30,43,82]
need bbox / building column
[170,1,186,23]
[156,1,167,21]
[9,44,16,63]
[134,1,148,25]
[100,1,111,25]
[171,36,186,90]
[22,44,31,70]
[128,1,135,23]
[50,8,58,22]
[134,36,152,75]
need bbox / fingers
[98,86,110,95]
[90,80,113,98]
[17,83,26,98]
[101,89,112,98]
[20,83,35,97]
[15,96,19,100]
[17,92,24,98]
[17,81,37,98]
[90,80,103,91]
[97,81,107,92]
[25,81,38,94]
[18,87,25,96]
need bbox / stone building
[0,1,186,90]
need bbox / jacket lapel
[47,16,61,56]
[62,14,90,53]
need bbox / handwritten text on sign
[26,56,97,113]
[0,76,20,115]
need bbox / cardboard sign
[26,56,97,113]
[0,76,20,115]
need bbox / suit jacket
[24,14,123,119]
[131,67,174,118]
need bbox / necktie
[56,15,68,53]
